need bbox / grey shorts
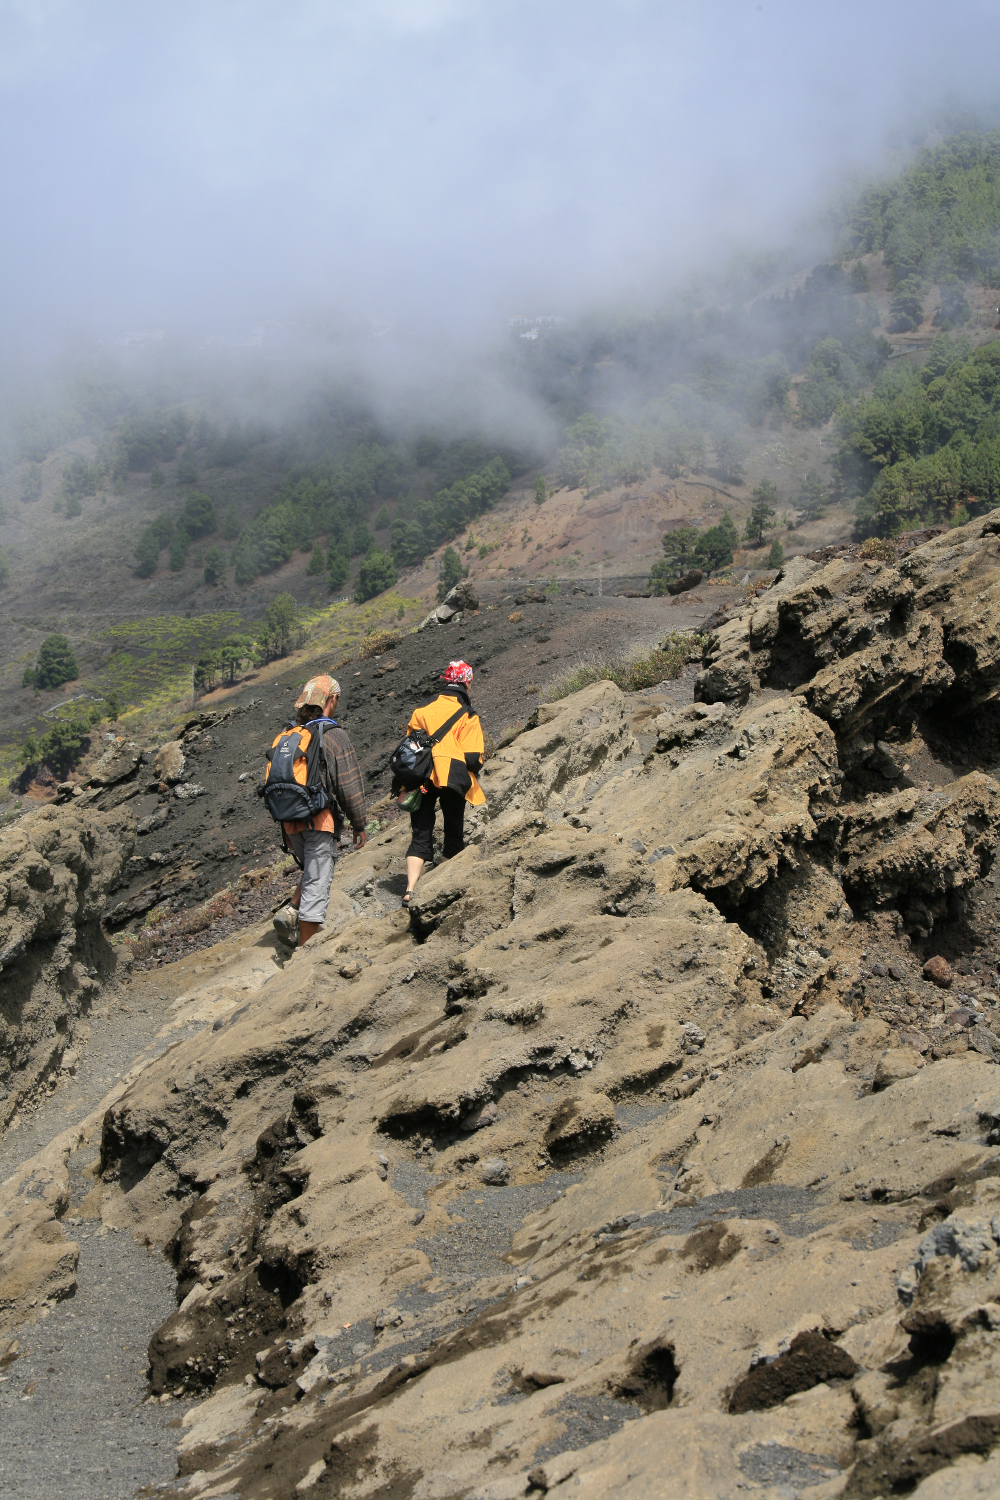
[286,828,337,924]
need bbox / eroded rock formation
[0,804,133,1128]
[7,521,1000,1496]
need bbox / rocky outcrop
[417,579,481,629]
[9,529,1000,1497]
[0,804,133,1127]
[696,513,1000,772]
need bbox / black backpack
[262,721,330,825]
[389,705,468,790]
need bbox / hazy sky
[4,0,1000,348]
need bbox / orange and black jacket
[401,688,486,804]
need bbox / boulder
[154,740,186,784]
[444,580,479,612]
[923,956,954,988]
[666,568,703,595]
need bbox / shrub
[544,633,705,702]
[859,536,897,564]
[0,546,10,587]
[359,628,403,659]
[508,611,523,623]
[767,539,785,569]
[354,548,398,603]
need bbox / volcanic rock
[923,955,954,988]
[0,804,131,1127]
[666,567,704,595]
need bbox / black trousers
[406,785,466,863]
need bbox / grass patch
[544,631,705,703]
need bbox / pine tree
[354,549,398,603]
[222,504,240,539]
[328,547,350,592]
[768,538,785,569]
[176,446,198,484]
[534,475,546,506]
[33,634,78,690]
[743,481,778,545]
[437,545,465,601]
[307,543,325,575]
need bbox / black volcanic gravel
[97,580,733,946]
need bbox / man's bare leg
[298,919,321,945]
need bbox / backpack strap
[428,704,468,746]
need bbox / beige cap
[294,674,341,710]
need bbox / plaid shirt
[319,725,367,832]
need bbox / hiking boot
[273,905,299,945]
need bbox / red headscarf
[441,660,473,686]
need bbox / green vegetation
[390,456,511,567]
[352,520,374,556]
[21,463,42,502]
[544,633,705,701]
[23,633,78,691]
[534,475,546,505]
[743,480,778,545]
[374,503,392,529]
[203,546,226,584]
[436,545,466,601]
[176,446,198,484]
[846,132,1000,290]
[839,334,1000,534]
[0,547,10,587]
[307,543,325,576]
[649,509,737,591]
[180,491,217,536]
[327,545,350,592]
[768,538,785,568]
[354,548,398,602]
[795,469,829,521]
[32,716,92,776]
[260,593,303,660]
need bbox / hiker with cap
[263,675,367,946]
[392,660,485,909]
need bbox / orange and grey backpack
[262,720,330,826]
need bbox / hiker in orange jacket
[280,675,367,945]
[394,660,485,909]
